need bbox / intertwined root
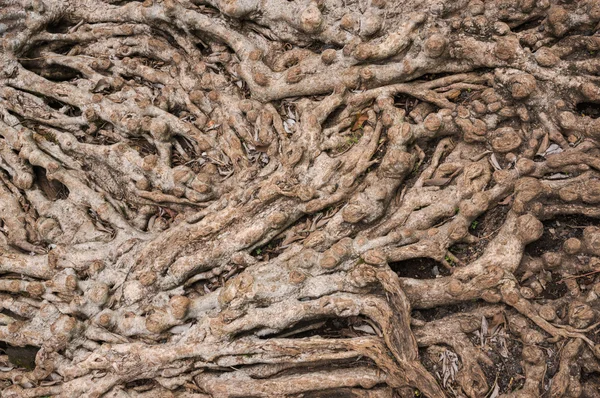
[1,0,600,396]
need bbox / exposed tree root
[1,0,600,396]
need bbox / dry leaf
[545,143,563,156]
[536,133,549,156]
[353,324,376,335]
[489,153,502,171]
[488,383,500,398]
[352,113,369,131]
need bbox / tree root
[2,0,600,396]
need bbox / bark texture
[1,0,600,396]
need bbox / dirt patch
[0,343,39,370]
[391,257,451,279]
[476,334,525,395]
[538,272,568,300]
[541,343,561,395]
[260,316,380,340]
[512,16,545,33]
[526,215,599,257]
[450,204,510,264]
[412,301,481,323]
[251,237,285,261]
[577,102,600,119]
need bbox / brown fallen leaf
[536,133,549,156]
[352,112,369,131]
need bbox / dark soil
[475,332,525,395]
[450,203,510,264]
[412,301,481,323]
[541,343,561,396]
[391,257,451,279]
[538,272,569,300]
[525,215,599,257]
[577,102,600,119]
[0,343,39,370]
[260,316,379,339]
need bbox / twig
[559,269,600,282]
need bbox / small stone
[547,6,569,37]
[481,290,502,303]
[267,211,288,227]
[522,345,544,365]
[583,227,600,256]
[516,105,530,122]
[146,311,169,334]
[98,313,113,327]
[498,107,516,117]
[559,186,579,202]
[568,303,595,328]
[342,204,365,223]
[88,283,110,305]
[170,296,190,319]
